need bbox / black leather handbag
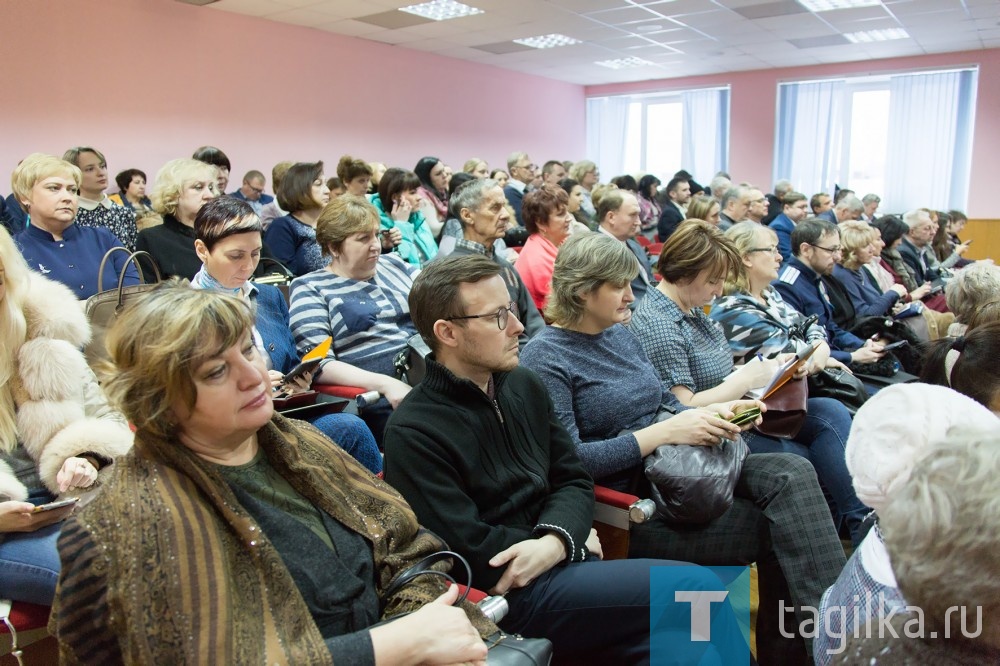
[807,367,869,414]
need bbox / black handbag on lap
[807,367,869,414]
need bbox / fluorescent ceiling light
[798,0,881,11]
[595,57,655,69]
[845,28,909,42]
[399,0,483,21]
[512,34,582,49]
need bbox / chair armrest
[594,485,655,525]
[315,385,381,409]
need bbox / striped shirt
[288,254,418,377]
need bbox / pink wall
[587,49,1000,218]
[0,0,585,195]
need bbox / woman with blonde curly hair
[0,227,132,605]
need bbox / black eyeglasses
[446,302,519,330]
[808,242,842,255]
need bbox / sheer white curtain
[773,80,845,197]
[681,88,729,185]
[883,69,977,211]
[586,96,631,180]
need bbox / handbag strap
[112,251,163,310]
[97,246,145,292]
[382,550,472,608]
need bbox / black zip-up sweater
[383,357,594,591]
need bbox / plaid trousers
[628,452,847,662]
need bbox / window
[774,68,978,212]
[586,87,729,184]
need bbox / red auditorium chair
[0,600,57,664]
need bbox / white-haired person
[834,422,1000,663]
[11,153,139,300]
[944,261,1000,337]
[815,383,999,664]
[0,227,132,605]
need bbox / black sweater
[383,358,594,591]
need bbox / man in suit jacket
[597,190,653,307]
[656,176,690,241]
[762,179,794,226]
[897,209,942,284]
[503,151,535,226]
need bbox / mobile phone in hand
[728,407,761,427]
[32,497,79,513]
[880,340,907,352]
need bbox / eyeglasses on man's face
[808,242,842,255]
[445,302,519,330]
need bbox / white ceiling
[202,0,1000,85]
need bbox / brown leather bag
[756,377,808,439]
[84,248,161,367]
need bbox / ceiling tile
[205,0,290,17]
[585,5,665,24]
[315,18,387,36]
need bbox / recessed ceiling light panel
[595,56,655,69]
[845,28,909,42]
[512,33,582,49]
[399,0,483,22]
[798,0,881,11]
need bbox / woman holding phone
[0,227,132,605]
[191,198,381,474]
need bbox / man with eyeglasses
[230,169,273,216]
[773,218,886,366]
[384,254,729,663]
[746,187,768,224]
[503,151,536,226]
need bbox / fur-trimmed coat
[0,274,133,501]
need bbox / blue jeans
[309,412,382,475]
[747,397,868,546]
[0,521,62,605]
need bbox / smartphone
[729,407,761,427]
[32,497,79,513]
[281,357,322,384]
[880,340,908,352]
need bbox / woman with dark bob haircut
[870,215,949,312]
[513,185,572,311]
[413,156,449,236]
[920,320,1000,412]
[52,282,496,662]
[264,160,330,276]
[370,167,437,267]
[520,232,846,663]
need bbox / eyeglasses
[248,184,264,195]
[516,164,537,173]
[748,245,780,255]
[446,302,519,330]
[808,242,842,255]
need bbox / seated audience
[192,145,231,194]
[0,228,132,605]
[520,232,847,663]
[135,158,219,279]
[810,192,832,216]
[836,421,1000,663]
[818,195,862,225]
[370,168,437,267]
[596,189,654,306]
[685,192,721,227]
[944,261,1000,336]
[772,218,886,367]
[762,179,794,226]
[656,176,690,241]
[636,174,661,239]
[434,172,477,257]
[944,209,974,268]
[768,191,809,264]
[462,158,489,179]
[63,146,137,250]
[53,283,495,663]
[859,193,879,223]
[502,152,535,225]
[609,174,637,193]
[568,159,598,223]
[447,179,543,345]
[746,186,767,224]
[631,220,866,544]
[264,161,330,276]
[190,197,381,474]
[228,169,273,216]
[816,384,999,664]
[336,155,373,198]
[384,254,741,664]
[108,168,157,229]
[514,186,572,311]
[897,209,945,284]
[921,321,1000,412]
[326,177,345,199]
[870,215,950,313]
[13,153,138,298]
[557,177,592,231]
[832,220,908,318]
[288,196,415,445]
[717,185,750,230]
[540,159,567,188]
[259,160,292,229]
[3,192,27,234]
[489,168,508,188]
[414,156,449,237]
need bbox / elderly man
[747,187,768,224]
[503,151,535,225]
[773,218,886,367]
[718,185,750,230]
[861,194,880,223]
[229,169,273,216]
[540,160,566,188]
[898,209,943,284]
[448,178,544,346]
[656,176,690,241]
[763,179,794,226]
[597,189,654,305]
[383,255,728,664]
[817,195,863,225]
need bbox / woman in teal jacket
[370,168,438,267]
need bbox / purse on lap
[756,378,808,439]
